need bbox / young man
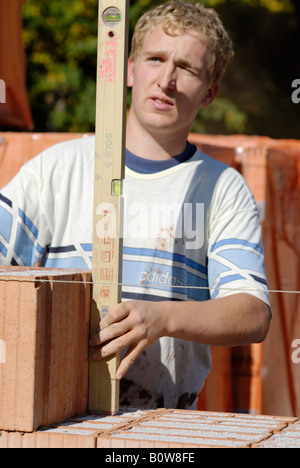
[0,1,271,409]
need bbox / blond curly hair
[130,1,234,86]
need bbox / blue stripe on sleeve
[14,224,35,265]
[210,238,264,255]
[216,248,264,272]
[36,243,45,255]
[0,241,7,257]
[0,193,12,208]
[211,274,246,299]
[250,274,268,286]
[0,206,12,243]
[18,209,38,239]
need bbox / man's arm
[89,294,271,380]
[0,159,51,267]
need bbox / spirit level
[89,0,129,414]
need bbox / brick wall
[0,267,91,432]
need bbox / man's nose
[157,63,176,91]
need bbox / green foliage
[23,0,98,132]
[193,97,248,133]
[22,0,299,138]
[235,0,293,13]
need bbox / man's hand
[89,294,271,381]
[89,301,168,380]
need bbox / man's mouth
[154,98,171,104]
[151,96,174,109]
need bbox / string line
[0,275,298,295]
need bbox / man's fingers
[116,342,142,380]
[89,301,143,348]
[100,302,131,329]
[89,320,127,347]
[91,341,140,380]
[90,328,143,367]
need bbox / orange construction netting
[262,145,300,417]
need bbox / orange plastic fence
[262,146,300,417]
[0,132,91,189]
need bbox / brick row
[1,408,298,448]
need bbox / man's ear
[201,83,220,107]
[127,56,134,88]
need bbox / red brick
[0,267,92,432]
[0,428,97,449]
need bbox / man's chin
[146,116,181,133]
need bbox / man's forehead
[141,24,209,63]
[143,23,205,46]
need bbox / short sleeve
[207,167,270,306]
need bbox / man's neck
[126,111,189,161]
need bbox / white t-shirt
[0,135,270,409]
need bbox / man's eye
[179,65,195,75]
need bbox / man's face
[128,24,219,139]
